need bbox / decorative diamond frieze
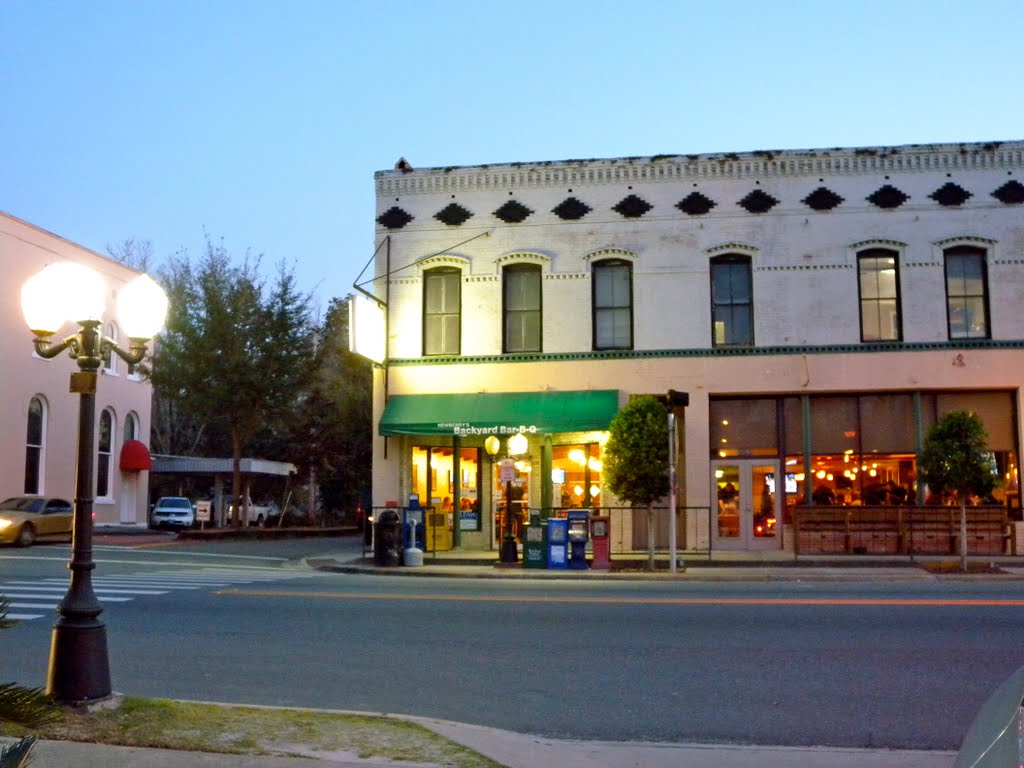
[929,182,972,207]
[377,206,414,229]
[738,189,779,214]
[552,197,592,220]
[992,180,1024,205]
[612,194,653,218]
[802,187,844,211]
[434,203,473,226]
[493,200,534,223]
[866,185,909,209]
[675,192,717,216]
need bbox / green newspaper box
[523,522,547,568]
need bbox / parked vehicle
[0,496,73,546]
[225,496,279,527]
[150,496,196,529]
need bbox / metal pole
[669,411,677,574]
[47,321,111,704]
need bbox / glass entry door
[711,460,781,550]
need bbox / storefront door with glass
[711,460,781,550]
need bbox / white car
[150,497,196,530]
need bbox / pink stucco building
[1,212,155,525]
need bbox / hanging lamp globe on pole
[21,263,168,705]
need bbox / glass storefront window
[552,443,602,510]
[709,398,778,457]
[411,446,483,531]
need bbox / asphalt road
[2,536,1023,751]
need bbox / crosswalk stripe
[2,566,314,623]
[0,585,166,595]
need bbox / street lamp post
[486,433,527,564]
[21,262,168,705]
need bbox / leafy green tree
[288,296,372,522]
[151,238,316,526]
[603,395,670,569]
[917,410,998,571]
[0,597,59,767]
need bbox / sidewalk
[308,540,1024,581]
[2,717,960,768]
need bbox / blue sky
[4,0,1022,308]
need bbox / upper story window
[102,322,119,375]
[24,396,45,495]
[592,259,633,350]
[944,246,990,339]
[97,408,114,499]
[857,249,902,342]
[503,264,541,353]
[423,267,461,356]
[710,255,753,346]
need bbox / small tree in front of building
[917,410,998,572]
[602,395,670,570]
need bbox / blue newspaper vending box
[546,517,568,569]
[567,510,589,570]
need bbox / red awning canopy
[119,439,152,471]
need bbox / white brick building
[367,141,1024,555]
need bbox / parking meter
[403,494,425,566]
[567,510,589,570]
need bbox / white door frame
[711,459,782,551]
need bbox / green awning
[379,390,620,437]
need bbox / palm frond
[0,736,37,768]
[0,597,15,630]
[0,685,59,730]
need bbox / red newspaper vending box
[590,516,610,570]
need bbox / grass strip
[0,696,503,767]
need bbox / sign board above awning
[379,390,620,437]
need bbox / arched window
[97,409,114,498]
[592,259,633,350]
[710,255,753,346]
[124,411,139,442]
[103,322,119,374]
[24,396,46,494]
[423,267,461,355]
[944,245,990,339]
[503,263,542,353]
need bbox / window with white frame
[944,246,990,339]
[423,267,461,356]
[24,396,46,495]
[857,249,902,342]
[124,411,139,442]
[102,322,119,374]
[503,264,542,353]
[592,259,633,350]
[97,409,114,498]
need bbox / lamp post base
[499,535,519,563]
[47,620,112,705]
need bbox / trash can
[373,509,401,567]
